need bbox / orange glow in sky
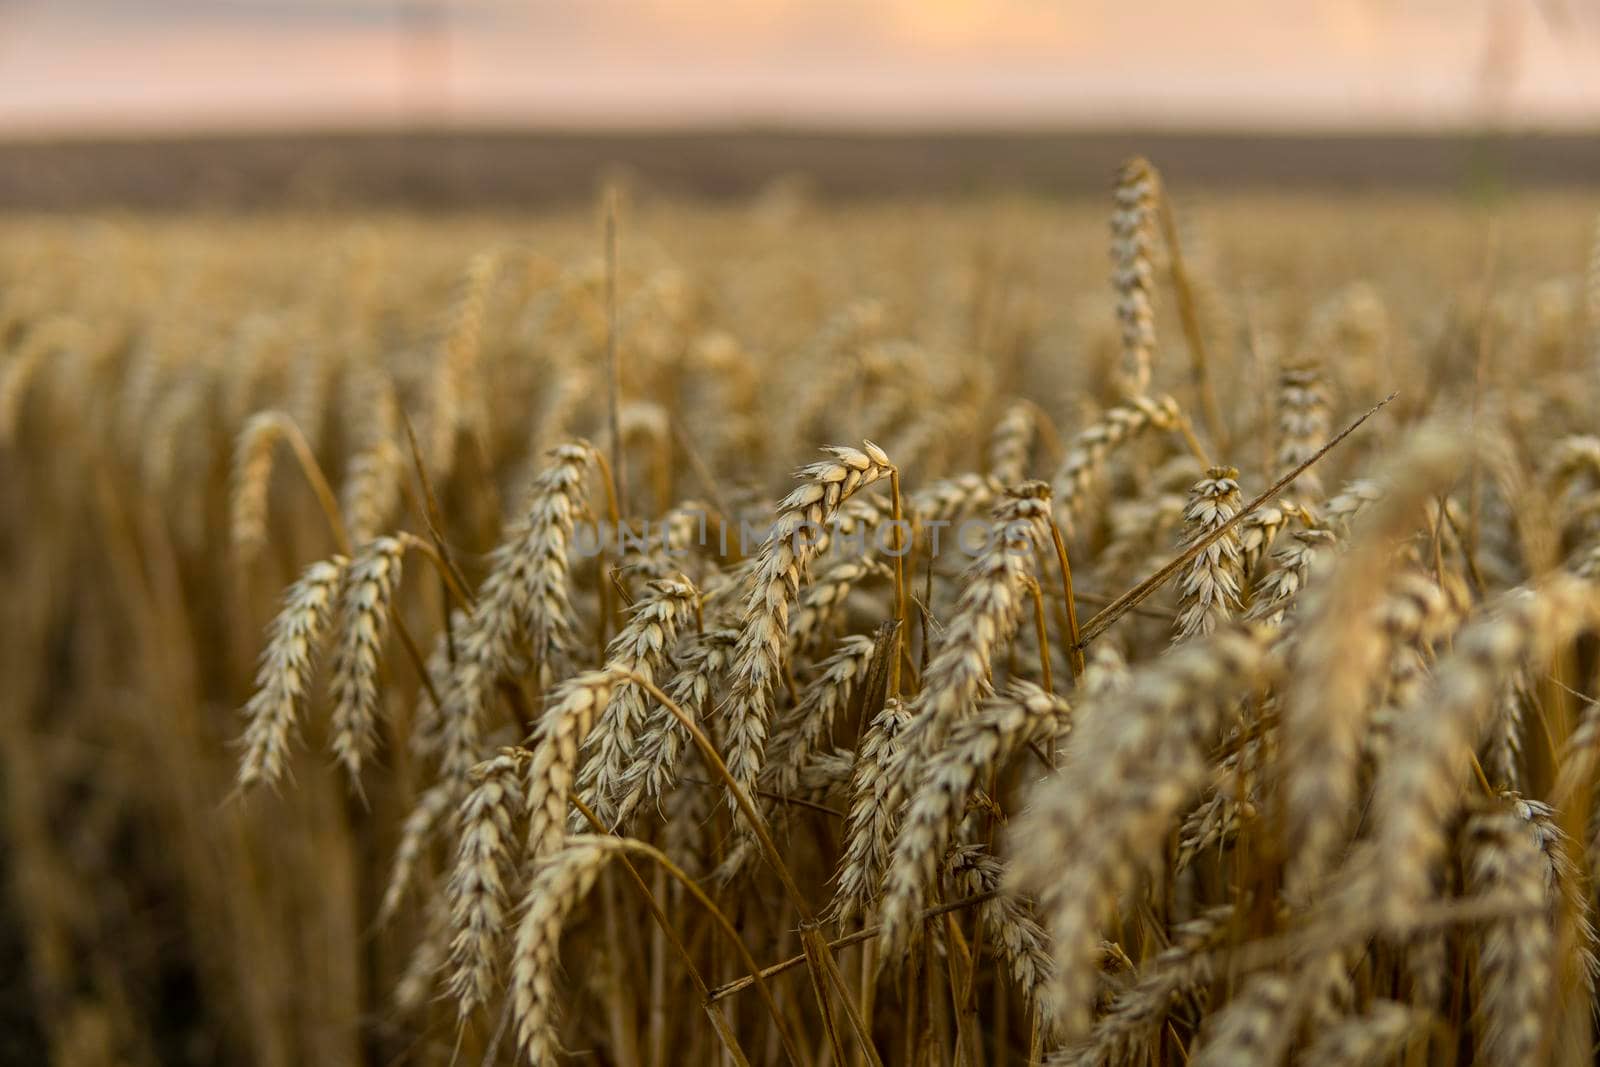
[0,0,1597,132]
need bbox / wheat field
[4,170,1600,1066]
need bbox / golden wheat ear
[235,555,348,793]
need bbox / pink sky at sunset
[1,0,1597,133]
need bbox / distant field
[0,128,1595,210]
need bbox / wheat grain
[1010,626,1270,1039]
[444,747,530,1019]
[765,633,878,799]
[523,670,620,863]
[1052,395,1182,535]
[1461,802,1551,1067]
[988,401,1039,485]
[510,835,625,1065]
[878,681,1069,958]
[236,555,347,791]
[572,577,698,831]
[1112,158,1159,396]
[328,536,404,790]
[722,441,894,811]
[1172,466,1244,642]
[830,697,915,927]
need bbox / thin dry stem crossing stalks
[1075,392,1395,650]
[705,890,1002,1002]
[1047,516,1088,681]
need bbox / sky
[1,0,1597,133]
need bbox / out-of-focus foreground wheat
[5,173,1600,1066]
